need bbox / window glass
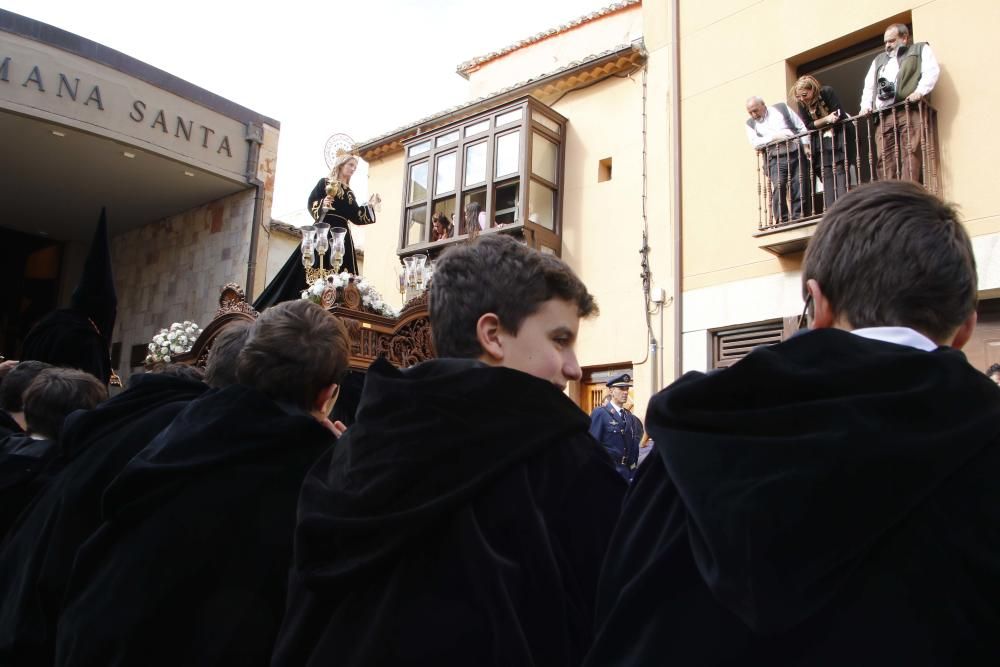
[494,180,519,225]
[465,119,490,136]
[528,180,555,230]
[464,142,487,187]
[408,140,431,157]
[435,152,456,196]
[436,130,459,147]
[432,198,457,241]
[496,108,523,127]
[495,133,519,179]
[406,206,427,246]
[408,162,428,204]
[531,132,558,184]
[461,189,487,234]
[533,111,560,134]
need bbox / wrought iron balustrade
[755,99,940,231]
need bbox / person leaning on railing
[745,96,811,224]
[859,23,940,182]
[791,75,857,210]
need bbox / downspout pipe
[670,0,683,380]
[244,122,266,302]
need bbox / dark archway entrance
[0,228,62,360]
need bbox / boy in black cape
[55,302,348,666]
[585,181,1000,666]
[272,235,626,667]
[0,368,106,541]
[0,363,210,666]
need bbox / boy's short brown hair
[803,181,977,342]
[206,322,253,389]
[23,368,108,440]
[236,300,349,410]
[430,235,598,358]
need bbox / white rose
[301,291,309,299]
[163,355,171,363]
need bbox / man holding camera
[860,23,940,182]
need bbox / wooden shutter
[711,318,797,369]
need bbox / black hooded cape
[54,384,334,667]
[271,358,626,667]
[586,329,1000,666]
[0,411,21,438]
[20,311,111,385]
[21,209,116,384]
[0,434,55,542]
[0,372,207,667]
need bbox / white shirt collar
[850,326,939,352]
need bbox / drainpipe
[670,0,683,379]
[244,122,266,301]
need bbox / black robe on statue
[0,372,207,667]
[307,176,375,276]
[271,358,626,667]
[585,329,1000,667]
[252,178,376,310]
[54,384,334,667]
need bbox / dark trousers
[876,106,923,182]
[821,151,847,211]
[766,146,805,223]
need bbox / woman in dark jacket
[307,154,378,276]
[791,75,857,210]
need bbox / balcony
[753,99,940,255]
[399,96,566,260]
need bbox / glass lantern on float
[303,224,349,283]
[401,253,431,303]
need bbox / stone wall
[110,188,256,381]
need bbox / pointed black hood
[21,210,115,383]
[70,208,116,341]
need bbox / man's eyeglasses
[798,293,814,330]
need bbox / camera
[877,77,896,102]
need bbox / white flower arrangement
[300,272,399,318]
[145,320,203,365]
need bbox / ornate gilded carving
[373,318,435,368]
[342,282,362,310]
[320,287,337,310]
[215,282,258,319]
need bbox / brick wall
[110,188,256,381]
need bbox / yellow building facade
[352,0,994,420]
[677,0,1000,374]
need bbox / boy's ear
[476,313,504,363]
[949,310,977,350]
[314,382,340,416]
[805,279,835,329]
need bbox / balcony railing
[755,99,940,232]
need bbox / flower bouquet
[301,272,399,318]
[145,320,203,365]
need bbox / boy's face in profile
[497,298,583,391]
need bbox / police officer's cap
[606,373,632,388]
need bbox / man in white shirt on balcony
[860,23,940,182]
[745,96,811,224]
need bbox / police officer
[589,373,642,481]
